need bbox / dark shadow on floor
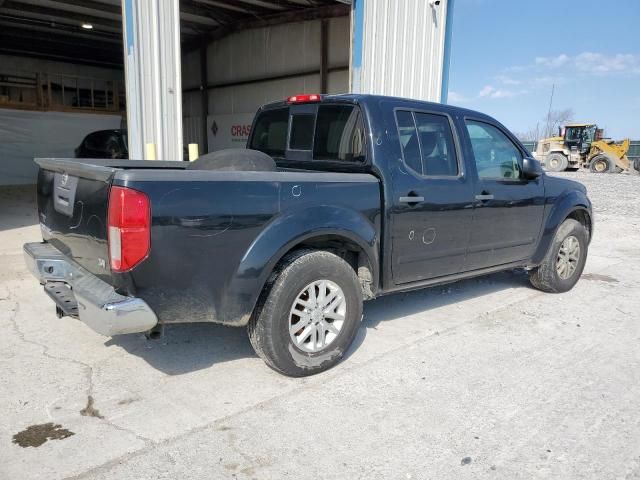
[104,322,256,375]
[106,269,532,375]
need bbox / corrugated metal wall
[354,0,451,102]
[182,16,350,152]
[206,18,348,114]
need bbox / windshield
[566,126,596,145]
[565,127,583,142]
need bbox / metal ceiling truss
[0,0,351,68]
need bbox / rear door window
[396,111,423,174]
[414,113,458,176]
[395,111,459,176]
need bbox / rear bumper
[23,242,157,336]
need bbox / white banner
[0,108,121,185]
[206,113,255,152]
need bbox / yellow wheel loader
[534,123,633,173]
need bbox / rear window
[84,131,114,151]
[313,105,365,162]
[289,114,315,150]
[249,104,365,163]
[250,108,288,156]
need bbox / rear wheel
[545,153,568,172]
[248,250,363,377]
[589,154,615,173]
[529,218,588,293]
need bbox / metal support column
[320,19,328,94]
[200,42,209,153]
[121,0,183,161]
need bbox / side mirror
[522,157,544,179]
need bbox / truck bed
[35,157,381,326]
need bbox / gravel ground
[1,171,639,480]
[556,171,640,218]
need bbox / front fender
[531,189,592,265]
[219,205,379,326]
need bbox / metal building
[0,0,453,185]
[352,0,454,102]
[177,0,453,157]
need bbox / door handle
[399,195,425,204]
[475,194,494,201]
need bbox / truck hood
[544,173,588,196]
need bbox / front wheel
[589,154,615,173]
[248,250,363,377]
[529,218,588,293]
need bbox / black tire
[589,154,615,173]
[545,153,568,172]
[529,218,588,293]
[248,250,363,377]
[188,148,276,171]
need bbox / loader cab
[563,124,597,154]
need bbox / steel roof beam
[0,21,121,43]
[13,0,121,19]
[183,3,349,51]
[0,1,122,30]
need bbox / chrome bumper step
[24,242,158,336]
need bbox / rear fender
[219,205,379,326]
[531,190,592,265]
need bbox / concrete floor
[1,172,639,480]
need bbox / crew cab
[24,94,593,376]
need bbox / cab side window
[465,120,522,179]
[396,110,459,176]
[396,111,423,174]
[414,112,458,176]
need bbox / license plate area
[44,281,79,318]
[53,172,79,217]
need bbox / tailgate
[35,158,117,282]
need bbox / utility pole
[545,83,555,138]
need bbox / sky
[447,0,640,139]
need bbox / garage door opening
[0,0,351,186]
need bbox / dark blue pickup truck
[24,94,592,376]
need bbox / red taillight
[107,186,150,272]
[286,94,321,104]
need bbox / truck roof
[259,93,493,121]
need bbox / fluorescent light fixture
[81,23,93,30]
